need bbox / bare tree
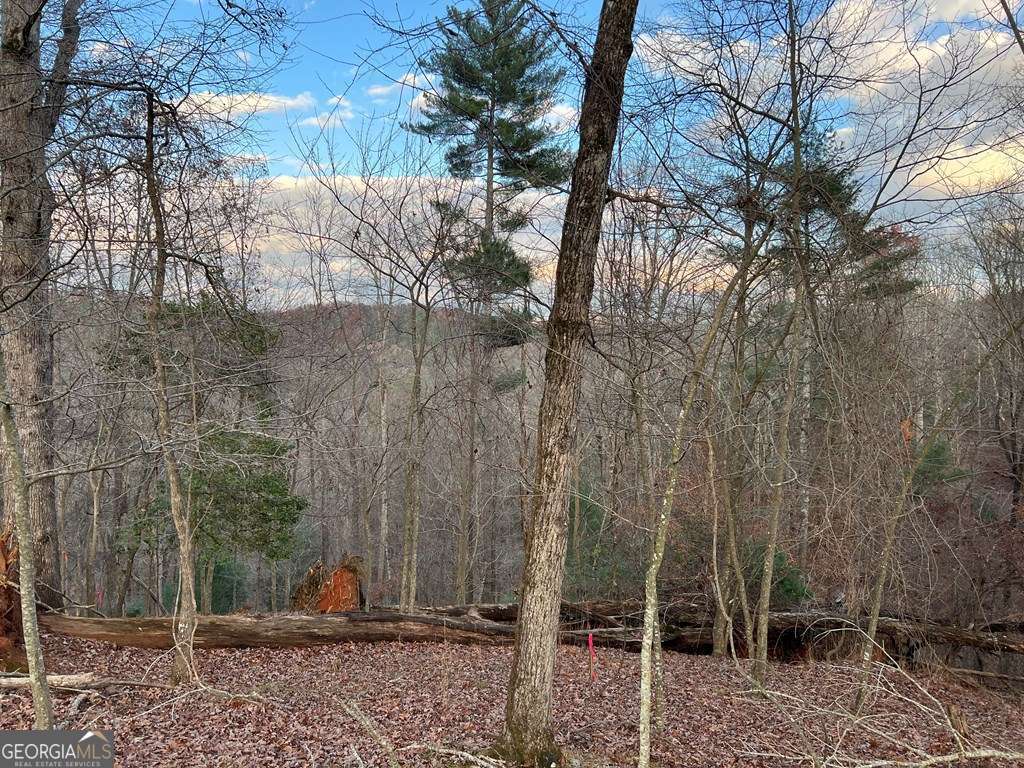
[500,0,640,763]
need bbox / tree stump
[291,556,365,613]
[0,529,27,670]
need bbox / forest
[1,0,1024,765]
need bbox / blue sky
[193,0,614,177]
[169,0,1020,225]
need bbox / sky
[163,0,1023,305]
[172,0,1023,190]
[183,0,611,178]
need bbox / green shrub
[742,538,812,608]
[911,437,966,495]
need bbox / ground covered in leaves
[2,634,1023,767]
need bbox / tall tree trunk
[270,560,278,612]
[283,566,291,613]
[142,93,199,684]
[0,0,83,611]
[500,1,639,763]
[377,352,391,590]
[201,558,214,615]
[517,294,532,541]
[796,216,814,572]
[708,439,735,658]
[456,334,480,603]
[376,299,392,594]
[751,287,804,686]
[399,306,428,611]
[637,262,749,768]
[85,471,104,615]
[56,474,72,605]
[103,464,128,615]
[854,502,901,711]
[359,464,374,602]
[0,349,53,727]
[751,0,806,687]
[118,540,140,617]
[116,470,154,617]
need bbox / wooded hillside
[2,0,1024,763]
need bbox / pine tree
[412,0,571,300]
[412,0,572,604]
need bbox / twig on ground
[0,672,172,690]
[854,750,1024,767]
[58,691,98,728]
[341,701,401,768]
[403,743,508,767]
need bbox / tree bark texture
[501,1,639,764]
[0,0,83,611]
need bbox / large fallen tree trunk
[39,611,518,649]
[766,611,1024,656]
[36,602,1024,657]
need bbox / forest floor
[2,634,1023,767]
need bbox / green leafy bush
[743,538,812,608]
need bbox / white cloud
[914,143,1024,191]
[408,91,432,114]
[299,97,355,129]
[184,90,316,120]
[366,83,396,99]
[637,0,1023,206]
[541,103,578,132]
[365,72,430,101]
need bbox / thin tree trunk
[725,485,754,655]
[86,471,104,615]
[500,1,639,762]
[638,262,749,768]
[201,558,214,615]
[751,0,806,687]
[375,298,392,595]
[103,464,128,615]
[796,216,813,572]
[751,287,805,686]
[117,470,154,617]
[360,472,374,603]
[57,474,72,607]
[149,545,159,616]
[142,93,199,684]
[853,504,901,711]
[456,333,480,603]
[517,294,532,541]
[377,354,391,589]
[399,306,428,611]
[708,438,735,658]
[270,560,278,612]
[283,566,291,613]
[118,540,140,617]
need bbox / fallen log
[416,599,707,628]
[766,612,1024,656]
[35,604,1024,658]
[0,672,172,690]
[39,611,518,649]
